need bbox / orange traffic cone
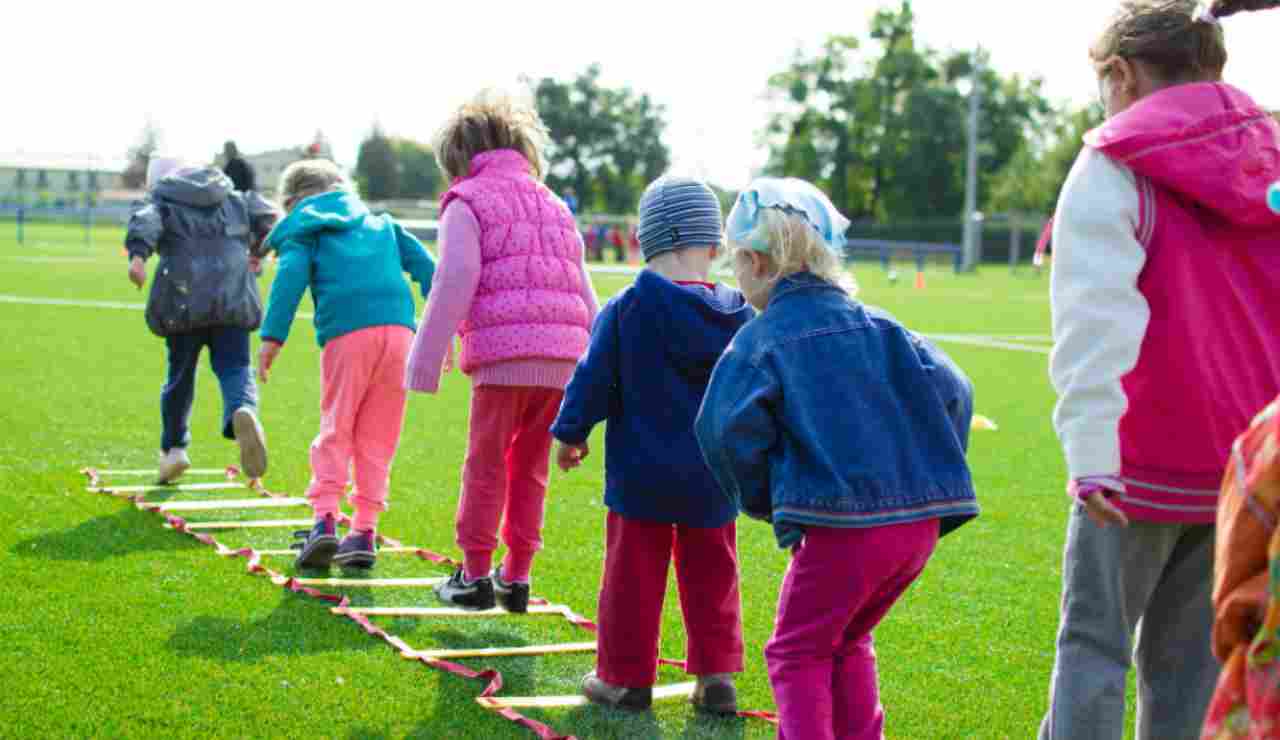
[914,270,926,290]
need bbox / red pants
[595,511,745,688]
[456,385,563,582]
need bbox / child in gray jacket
[125,156,278,483]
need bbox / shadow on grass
[11,505,200,562]
[546,704,747,739]
[166,590,381,663]
[676,712,749,740]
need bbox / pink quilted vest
[440,150,591,373]
[1088,83,1280,523]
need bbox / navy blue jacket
[695,272,979,548]
[551,270,755,526]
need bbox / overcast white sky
[3,1,1278,189]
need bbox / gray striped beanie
[636,176,724,261]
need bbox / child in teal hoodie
[258,159,435,570]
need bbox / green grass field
[0,220,1085,738]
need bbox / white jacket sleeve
[1049,147,1151,482]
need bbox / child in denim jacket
[695,178,978,740]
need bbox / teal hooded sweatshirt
[261,190,436,347]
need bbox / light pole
[961,47,984,272]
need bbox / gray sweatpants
[1039,505,1218,740]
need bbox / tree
[122,119,163,189]
[355,124,398,201]
[989,103,1104,215]
[533,65,671,213]
[762,1,1051,223]
[392,138,443,199]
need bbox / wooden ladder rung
[177,519,324,531]
[402,642,597,660]
[253,546,422,556]
[476,682,696,708]
[91,482,246,493]
[332,605,566,618]
[277,576,446,588]
[152,497,307,512]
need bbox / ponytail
[1209,0,1280,18]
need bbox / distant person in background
[222,141,257,193]
[1033,218,1053,274]
[563,187,579,215]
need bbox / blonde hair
[278,159,347,210]
[729,208,857,294]
[1090,0,1228,81]
[432,88,550,182]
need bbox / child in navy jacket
[551,176,754,714]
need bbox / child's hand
[257,341,282,383]
[443,340,455,374]
[1070,480,1129,528]
[127,257,146,290]
[556,441,589,472]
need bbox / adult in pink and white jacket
[1042,2,1280,738]
[405,91,598,613]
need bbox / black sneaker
[491,567,530,613]
[691,674,738,715]
[292,515,339,569]
[333,530,377,570]
[434,568,495,611]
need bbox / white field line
[0,294,316,321]
[2,292,1051,355]
[925,334,1050,355]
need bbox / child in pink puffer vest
[406,89,598,612]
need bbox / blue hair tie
[726,177,851,255]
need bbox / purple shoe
[293,515,338,569]
[334,530,377,570]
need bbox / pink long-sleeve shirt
[404,201,599,393]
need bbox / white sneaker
[231,407,268,479]
[157,448,191,484]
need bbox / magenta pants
[456,385,563,582]
[306,326,413,533]
[595,511,745,688]
[766,520,939,740]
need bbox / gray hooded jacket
[126,168,278,337]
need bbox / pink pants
[596,511,745,688]
[766,520,939,740]
[457,385,563,582]
[306,326,413,533]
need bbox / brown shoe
[581,671,652,711]
[691,673,738,715]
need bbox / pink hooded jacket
[1084,83,1280,522]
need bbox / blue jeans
[161,327,258,452]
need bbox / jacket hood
[633,270,753,383]
[1087,82,1280,228]
[267,190,370,247]
[153,168,233,208]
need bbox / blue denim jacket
[695,273,979,548]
